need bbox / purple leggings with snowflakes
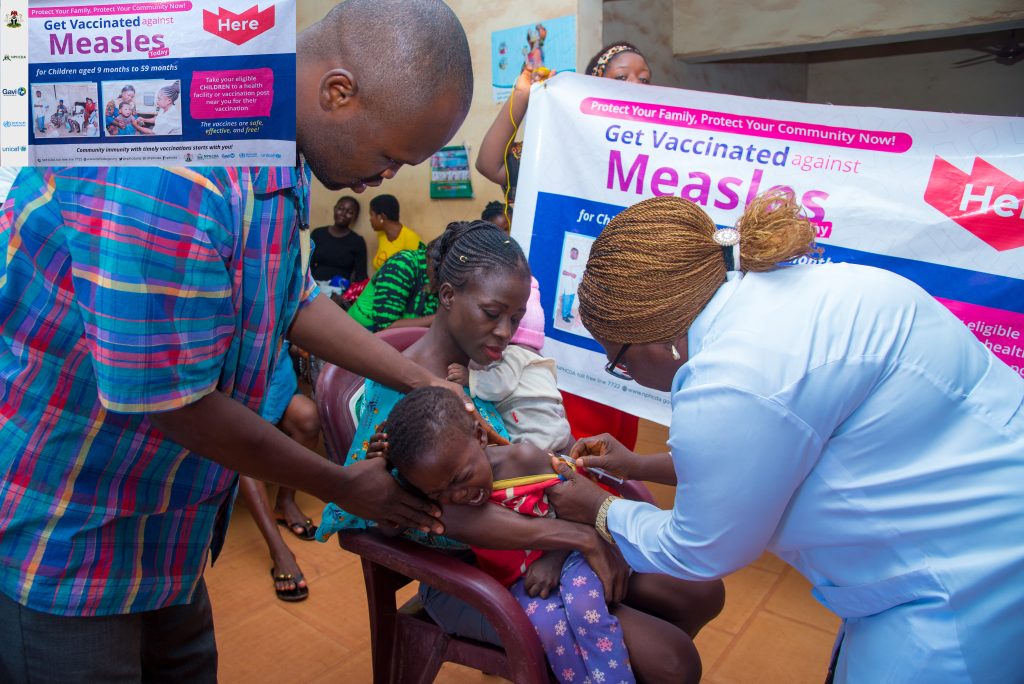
[509,551,635,684]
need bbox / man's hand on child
[446,363,469,386]
[339,458,444,535]
[428,376,474,412]
[523,550,570,599]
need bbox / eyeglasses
[604,344,632,381]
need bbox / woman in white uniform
[548,192,1024,683]
[137,82,182,136]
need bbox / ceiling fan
[954,30,1023,67]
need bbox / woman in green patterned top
[347,244,438,331]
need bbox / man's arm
[288,294,436,393]
[441,503,630,602]
[147,390,442,532]
[441,502,591,551]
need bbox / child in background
[447,276,574,453]
[380,386,707,684]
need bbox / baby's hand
[366,432,388,460]
[523,550,570,599]
[446,363,469,387]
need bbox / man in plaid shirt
[0,1,472,680]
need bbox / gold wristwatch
[595,495,618,545]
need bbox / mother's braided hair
[578,190,820,345]
[428,219,529,291]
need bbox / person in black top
[311,197,369,283]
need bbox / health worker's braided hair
[384,387,476,474]
[428,219,530,291]
[578,190,820,345]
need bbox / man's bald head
[298,0,473,191]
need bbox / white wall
[671,0,1024,60]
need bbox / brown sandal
[275,517,317,541]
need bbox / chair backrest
[315,326,428,465]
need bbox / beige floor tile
[763,567,841,634]
[216,601,352,682]
[635,419,669,455]
[709,612,836,684]
[644,481,676,509]
[305,648,373,684]
[712,565,780,634]
[750,552,788,575]
[693,625,733,674]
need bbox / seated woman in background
[311,196,368,285]
[318,220,723,682]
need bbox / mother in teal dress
[317,219,630,644]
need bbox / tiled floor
[207,419,839,682]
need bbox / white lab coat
[608,264,1024,682]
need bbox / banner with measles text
[26,0,295,166]
[511,73,1024,425]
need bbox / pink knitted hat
[511,276,545,351]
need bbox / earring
[671,345,681,361]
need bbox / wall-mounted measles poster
[27,0,295,166]
[491,14,575,103]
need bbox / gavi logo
[203,5,275,45]
[924,156,1024,252]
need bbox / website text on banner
[511,73,1024,425]
[26,0,295,166]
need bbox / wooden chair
[315,327,657,684]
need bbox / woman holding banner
[547,191,1024,682]
[476,42,654,452]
